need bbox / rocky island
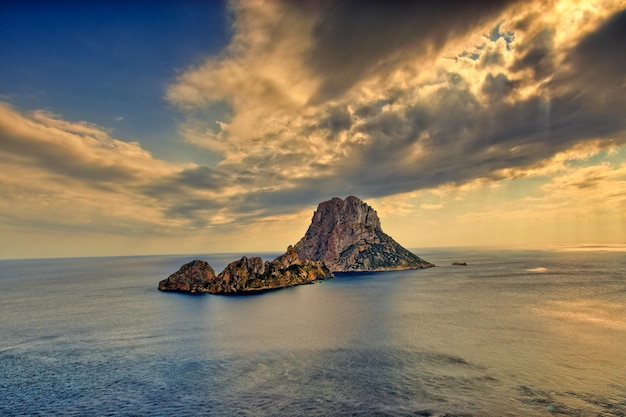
[159,196,434,294]
[158,246,333,294]
[294,196,434,271]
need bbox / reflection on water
[1,249,625,416]
[534,299,626,330]
[526,267,548,272]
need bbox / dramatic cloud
[0,103,318,238]
[2,0,625,256]
[165,0,626,224]
[558,7,626,104]
[0,104,193,236]
[304,0,515,103]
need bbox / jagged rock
[210,246,333,294]
[158,260,216,294]
[294,196,434,271]
[210,256,265,293]
[159,246,333,295]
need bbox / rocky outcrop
[452,262,468,266]
[294,196,434,271]
[211,246,333,294]
[158,246,333,295]
[159,196,434,294]
[158,260,216,293]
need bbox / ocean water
[1,248,624,416]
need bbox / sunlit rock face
[158,246,333,295]
[294,196,435,272]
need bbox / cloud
[541,162,626,202]
[317,105,352,137]
[0,103,196,235]
[510,27,556,80]
[159,0,626,234]
[0,104,169,184]
[420,204,444,210]
[557,8,626,104]
[457,159,626,225]
[4,0,626,255]
[304,0,515,104]
[307,1,511,103]
[481,73,519,102]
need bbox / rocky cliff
[158,246,333,294]
[294,196,434,271]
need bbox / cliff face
[158,246,333,295]
[294,196,434,271]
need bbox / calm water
[1,248,625,416]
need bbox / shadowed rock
[294,196,434,271]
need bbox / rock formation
[159,196,434,294]
[158,260,216,294]
[294,196,434,271]
[158,246,333,295]
[452,262,468,266]
[211,246,333,294]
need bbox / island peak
[294,196,434,271]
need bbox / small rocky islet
[158,196,435,295]
[158,246,332,295]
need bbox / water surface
[1,249,625,416]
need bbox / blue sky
[0,0,229,163]
[1,1,625,258]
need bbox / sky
[1,0,625,259]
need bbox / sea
[1,248,624,416]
